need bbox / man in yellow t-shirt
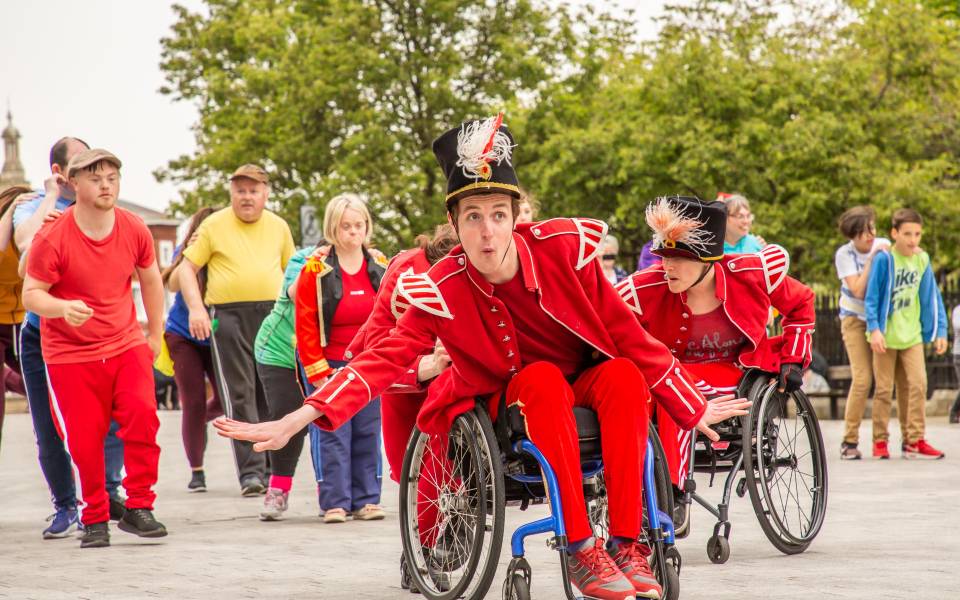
[179,164,295,494]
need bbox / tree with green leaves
[158,0,629,251]
[520,0,960,286]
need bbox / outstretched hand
[213,404,324,452]
[213,417,294,453]
[695,394,752,442]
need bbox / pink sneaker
[609,540,662,599]
[567,537,636,600]
[903,439,945,460]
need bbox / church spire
[1,107,29,190]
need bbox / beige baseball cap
[66,148,122,178]
[229,163,269,184]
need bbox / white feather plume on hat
[646,196,714,254]
[456,113,514,181]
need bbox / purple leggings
[165,332,223,468]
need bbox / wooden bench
[806,365,852,419]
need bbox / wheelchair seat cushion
[506,405,600,440]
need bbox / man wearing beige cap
[179,164,295,495]
[23,149,168,547]
[13,136,129,540]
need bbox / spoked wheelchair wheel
[586,470,609,540]
[399,406,505,600]
[742,381,828,555]
[646,427,680,600]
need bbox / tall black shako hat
[432,113,521,209]
[647,195,726,262]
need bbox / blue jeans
[298,360,325,487]
[304,359,382,512]
[20,322,124,510]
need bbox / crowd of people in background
[0,128,950,558]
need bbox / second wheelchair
[672,369,829,564]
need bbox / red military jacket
[305,218,708,434]
[615,245,816,373]
[345,247,433,393]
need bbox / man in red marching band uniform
[217,116,749,600]
[615,195,815,534]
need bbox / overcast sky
[0,0,666,213]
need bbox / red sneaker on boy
[873,440,890,459]
[902,439,945,460]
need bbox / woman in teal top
[254,245,313,521]
[719,193,765,254]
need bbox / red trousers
[382,389,450,547]
[507,359,649,542]
[656,361,742,488]
[382,390,426,484]
[47,344,160,525]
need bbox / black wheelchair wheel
[501,572,531,600]
[399,407,505,600]
[742,381,828,555]
[706,534,730,564]
[663,562,680,600]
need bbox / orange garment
[0,243,25,325]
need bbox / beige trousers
[841,317,911,444]
[872,342,926,444]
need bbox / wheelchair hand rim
[752,384,828,546]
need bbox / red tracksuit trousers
[506,358,650,543]
[656,361,743,488]
[47,344,160,525]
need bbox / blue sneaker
[43,507,79,539]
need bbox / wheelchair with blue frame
[397,398,681,600]
[673,369,828,563]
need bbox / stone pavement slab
[1,412,958,599]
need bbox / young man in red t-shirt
[23,149,168,548]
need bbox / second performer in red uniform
[615,195,815,534]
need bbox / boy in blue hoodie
[865,208,946,459]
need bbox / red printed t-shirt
[27,207,156,365]
[326,260,376,361]
[682,304,747,364]
[493,271,589,377]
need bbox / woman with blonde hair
[294,193,388,523]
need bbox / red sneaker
[609,540,663,599]
[873,440,890,459]
[903,439,945,460]
[567,537,636,600]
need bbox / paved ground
[1,411,958,599]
